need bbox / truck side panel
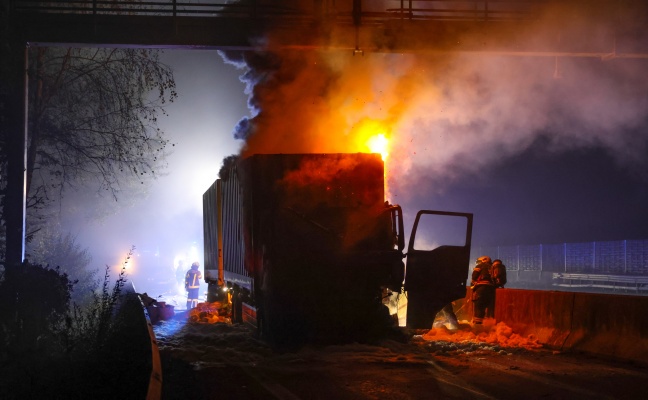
[220,165,249,288]
[202,181,219,284]
[242,154,400,346]
[208,153,407,346]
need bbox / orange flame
[367,133,389,161]
[348,119,392,198]
[352,119,391,161]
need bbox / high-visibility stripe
[186,272,202,289]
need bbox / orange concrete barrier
[495,289,648,365]
[494,289,575,348]
[137,293,163,400]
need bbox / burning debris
[187,301,232,324]
[140,292,232,325]
[417,320,543,357]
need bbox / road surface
[153,315,647,399]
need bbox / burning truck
[203,153,472,346]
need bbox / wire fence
[471,239,648,294]
[472,239,648,276]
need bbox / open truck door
[404,211,473,329]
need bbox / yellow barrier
[145,319,163,400]
[137,294,163,400]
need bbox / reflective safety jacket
[471,262,495,288]
[185,269,202,290]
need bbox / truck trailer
[203,153,472,346]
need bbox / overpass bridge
[7,0,648,56]
[2,0,648,265]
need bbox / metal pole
[624,240,627,274]
[4,42,28,266]
[21,45,27,260]
[564,243,567,272]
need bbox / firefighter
[485,259,508,319]
[491,259,507,288]
[185,261,202,309]
[471,255,495,324]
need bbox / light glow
[367,133,389,161]
[349,119,393,196]
[351,119,392,162]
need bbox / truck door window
[411,213,469,251]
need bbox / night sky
[405,140,648,247]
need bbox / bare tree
[1,46,176,258]
[27,47,177,210]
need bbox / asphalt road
[154,319,647,400]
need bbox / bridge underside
[13,9,648,59]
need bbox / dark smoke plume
[219,2,648,192]
[217,2,648,245]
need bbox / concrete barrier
[495,289,648,365]
[137,294,163,400]
[126,283,163,400]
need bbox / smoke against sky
[224,2,648,246]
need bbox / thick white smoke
[219,1,648,243]
[388,53,648,195]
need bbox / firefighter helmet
[476,256,492,265]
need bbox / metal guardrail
[11,0,647,59]
[11,0,292,18]
[552,272,648,292]
[10,0,543,22]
